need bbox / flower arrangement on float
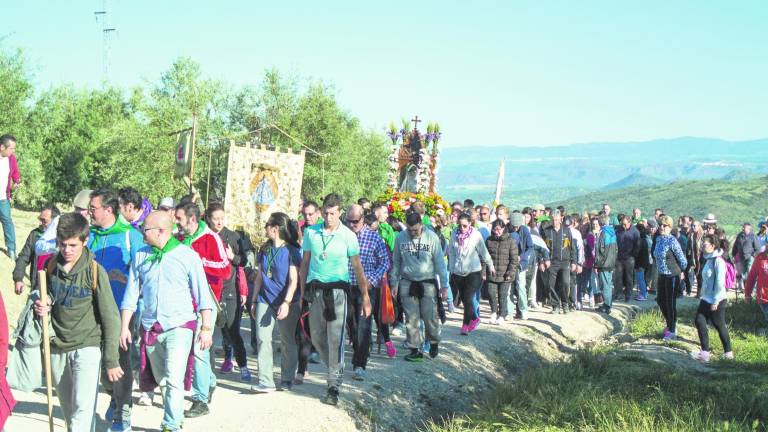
[376,188,450,222]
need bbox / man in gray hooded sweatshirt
[390,212,449,362]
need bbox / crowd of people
[0,134,767,431]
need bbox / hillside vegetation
[552,175,768,231]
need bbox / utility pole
[94,0,116,80]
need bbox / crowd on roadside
[2,134,768,432]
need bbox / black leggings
[296,300,312,375]
[656,275,680,333]
[487,281,510,317]
[694,299,732,352]
[221,289,247,367]
[451,271,482,325]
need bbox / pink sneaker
[468,318,481,333]
[220,358,234,374]
[662,328,671,339]
[723,351,734,360]
[690,350,711,362]
[460,325,469,335]
[385,341,397,359]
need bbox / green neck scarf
[89,217,132,249]
[378,222,396,251]
[146,237,182,264]
[181,220,207,246]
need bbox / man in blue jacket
[88,189,144,432]
[508,212,534,319]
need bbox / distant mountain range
[437,137,768,205]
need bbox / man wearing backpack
[34,212,123,431]
[733,222,760,292]
[594,214,618,315]
[88,189,144,432]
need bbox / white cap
[158,197,175,210]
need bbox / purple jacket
[4,155,20,200]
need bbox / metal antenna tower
[94,0,116,79]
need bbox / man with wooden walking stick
[33,212,123,432]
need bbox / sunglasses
[347,219,362,225]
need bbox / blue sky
[4,1,768,147]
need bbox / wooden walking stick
[37,269,55,432]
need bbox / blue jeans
[473,281,482,318]
[578,270,598,298]
[513,269,528,315]
[598,270,614,308]
[0,200,16,254]
[192,310,217,403]
[146,327,194,431]
[636,269,647,297]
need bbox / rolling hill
[549,175,768,233]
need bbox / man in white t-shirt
[0,134,21,261]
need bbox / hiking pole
[37,269,55,432]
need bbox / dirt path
[2,210,690,431]
[5,293,680,432]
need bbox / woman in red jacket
[745,249,768,325]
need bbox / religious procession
[1,114,767,432]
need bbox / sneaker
[105,398,116,423]
[635,295,647,301]
[528,301,538,310]
[468,318,480,332]
[184,400,210,418]
[293,372,306,385]
[429,343,439,359]
[240,368,252,383]
[323,387,339,406]
[280,381,293,391]
[497,316,506,325]
[690,350,711,362]
[251,383,277,393]
[404,349,424,362]
[353,367,366,381]
[137,392,152,406]
[385,341,397,359]
[460,325,469,335]
[662,328,671,339]
[662,332,677,342]
[109,421,132,432]
[588,296,595,309]
[447,303,456,314]
[551,307,560,315]
[309,352,320,364]
[723,351,735,360]
[489,313,498,325]
[220,358,234,374]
